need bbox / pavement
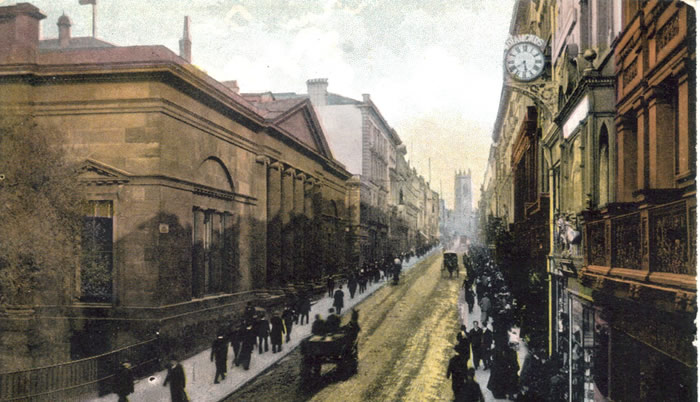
[93,249,438,402]
[457,286,528,402]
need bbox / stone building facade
[272,79,439,267]
[0,3,350,375]
[479,1,696,401]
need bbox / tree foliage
[0,115,84,306]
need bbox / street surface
[94,252,437,402]
[226,251,522,402]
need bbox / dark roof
[265,91,360,106]
[326,93,360,105]
[268,92,303,100]
[248,97,307,120]
[39,37,116,51]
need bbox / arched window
[598,125,610,207]
[399,188,404,205]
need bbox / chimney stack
[0,3,46,63]
[222,80,240,94]
[362,93,370,103]
[179,16,192,62]
[57,14,72,48]
[306,78,328,106]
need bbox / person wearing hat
[282,304,295,343]
[457,367,485,402]
[238,324,257,370]
[311,314,326,336]
[256,313,270,354]
[163,358,188,402]
[270,312,285,353]
[333,285,345,315]
[114,361,134,402]
[325,309,341,333]
[210,332,228,384]
[446,345,469,400]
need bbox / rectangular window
[80,200,114,303]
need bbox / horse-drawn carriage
[300,326,359,383]
[442,251,459,278]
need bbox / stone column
[267,162,282,287]
[647,88,675,188]
[281,167,295,284]
[293,172,305,282]
[634,97,649,193]
[676,68,692,180]
[615,117,637,202]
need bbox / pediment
[77,159,130,184]
[273,102,333,159]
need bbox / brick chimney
[57,14,71,48]
[306,78,328,107]
[179,16,192,62]
[0,3,46,63]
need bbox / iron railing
[0,337,159,401]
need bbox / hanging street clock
[504,35,546,82]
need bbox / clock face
[505,42,545,81]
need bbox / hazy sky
[11,0,515,209]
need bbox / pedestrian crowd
[446,245,567,402]
[111,246,437,402]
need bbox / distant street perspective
[0,1,696,402]
[227,251,461,402]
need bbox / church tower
[454,170,472,235]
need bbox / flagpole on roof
[92,2,96,37]
[78,0,97,37]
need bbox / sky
[9,0,515,209]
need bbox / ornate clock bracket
[504,75,558,119]
[502,34,557,118]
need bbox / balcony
[583,197,696,290]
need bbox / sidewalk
[457,287,528,402]
[93,249,438,402]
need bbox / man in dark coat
[297,292,311,325]
[333,286,345,314]
[348,274,358,299]
[446,347,469,400]
[488,342,520,399]
[457,368,485,402]
[455,325,471,361]
[114,361,134,402]
[326,276,335,297]
[311,314,326,336]
[464,285,475,313]
[358,270,368,293]
[238,324,257,370]
[281,305,295,342]
[256,314,270,354]
[325,311,341,333]
[269,313,285,353]
[481,327,493,369]
[210,334,228,383]
[468,321,484,369]
[229,323,243,367]
[163,359,188,402]
[243,301,255,323]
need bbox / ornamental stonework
[656,12,680,54]
[622,59,638,88]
